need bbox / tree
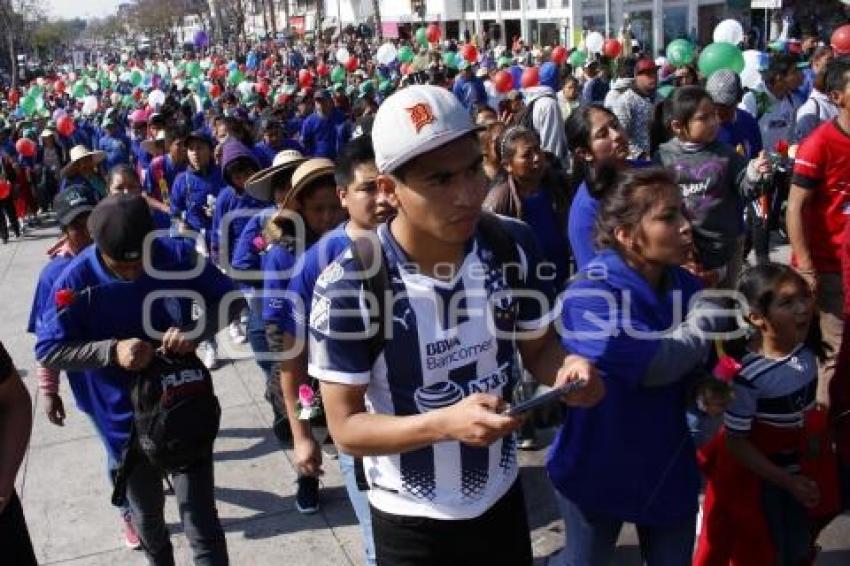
[0,0,47,88]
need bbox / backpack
[512,92,555,133]
[346,213,523,490]
[112,352,221,504]
[132,351,221,472]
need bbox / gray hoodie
[522,85,569,166]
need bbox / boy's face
[187,139,211,170]
[338,161,392,230]
[829,71,850,109]
[379,135,486,246]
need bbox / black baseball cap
[53,186,96,228]
[185,129,215,148]
[88,194,154,262]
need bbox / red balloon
[603,39,622,58]
[551,46,567,65]
[520,66,539,89]
[316,62,329,76]
[493,70,513,93]
[209,83,222,98]
[16,138,36,158]
[133,88,143,101]
[257,80,270,96]
[264,57,274,69]
[461,44,478,63]
[54,80,66,94]
[426,23,441,44]
[344,56,359,72]
[832,25,850,55]
[56,115,75,137]
[298,68,313,88]
[399,63,411,75]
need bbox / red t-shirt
[791,119,850,272]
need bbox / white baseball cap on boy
[371,85,480,174]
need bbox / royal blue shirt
[170,166,226,237]
[131,139,153,172]
[143,155,186,203]
[231,207,275,287]
[522,189,569,288]
[282,223,351,336]
[568,181,599,272]
[261,243,298,326]
[211,186,268,267]
[34,239,235,459]
[549,249,703,526]
[251,140,305,169]
[717,109,763,160]
[98,134,131,172]
[300,112,341,159]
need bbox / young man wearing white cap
[307,85,605,563]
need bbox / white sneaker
[228,321,247,344]
[198,341,218,370]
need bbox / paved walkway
[3,219,850,565]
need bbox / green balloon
[34,96,44,111]
[666,39,695,68]
[100,77,111,90]
[20,96,35,115]
[330,66,346,83]
[415,27,428,46]
[497,56,512,68]
[187,61,202,78]
[657,84,675,99]
[227,69,244,85]
[28,85,43,98]
[442,51,458,69]
[398,45,414,64]
[71,81,86,99]
[698,42,745,77]
[568,50,587,67]
[123,94,134,107]
[130,70,143,86]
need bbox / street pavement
[3,218,850,565]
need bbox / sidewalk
[3,220,850,565]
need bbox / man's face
[109,171,142,197]
[381,135,486,246]
[64,213,92,252]
[785,68,804,91]
[635,70,657,93]
[339,161,392,230]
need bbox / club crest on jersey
[407,102,436,133]
[316,261,344,289]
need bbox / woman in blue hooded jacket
[550,165,731,565]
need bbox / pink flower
[298,384,314,406]
[252,235,266,252]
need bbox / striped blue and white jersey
[308,219,556,519]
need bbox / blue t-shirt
[232,206,275,287]
[549,249,703,526]
[282,223,351,336]
[717,109,763,160]
[211,186,268,267]
[170,166,226,237]
[300,112,341,159]
[522,189,569,288]
[131,139,152,172]
[261,242,298,326]
[307,218,556,519]
[34,239,236,459]
[568,181,599,271]
[97,134,131,172]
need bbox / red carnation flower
[775,139,790,157]
[54,288,75,308]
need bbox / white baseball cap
[372,85,479,174]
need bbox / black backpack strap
[346,232,390,491]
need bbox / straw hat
[282,158,336,209]
[244,149,307,203]
[61,145,106,177]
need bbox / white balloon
[376,43,398,65]
[237,81,255,97]
[586,32,605,54]
[740,67,764,91]
[82,95,98,116]
[148,88,165,108]
[336,47,350,64]
[713,19,744,46]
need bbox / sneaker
[198,340,218,370]
[295,476,320,514]
[121,510,142,550]
[228,321,246,344]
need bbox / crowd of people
[2,18,850,566]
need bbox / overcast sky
[46,0,121,20]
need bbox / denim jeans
[554,493,695,566]
[125,455,228,566]
[338,452,376,566]
[246,295,274,387]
